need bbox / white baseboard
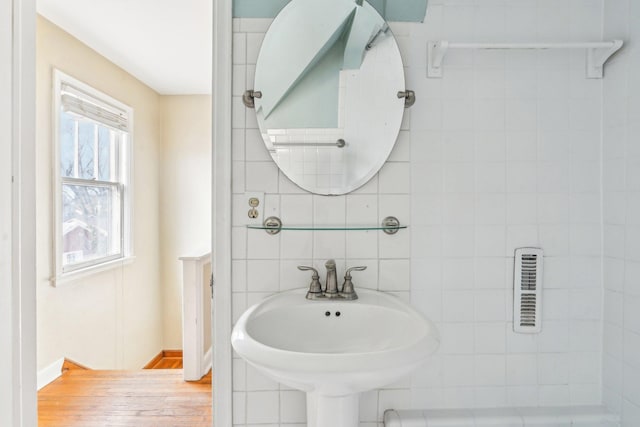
[37,358,64,390]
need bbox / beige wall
[36,16,163,370]
[36,17,212,370]
[159,96,212,349]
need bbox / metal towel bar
[272,139,346,148]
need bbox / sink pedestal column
[306,392,359,427]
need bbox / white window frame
[52,70,134,284]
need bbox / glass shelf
[247,216,406,235]
[246,225,408,231]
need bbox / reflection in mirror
[253,0,406,195]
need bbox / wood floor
[38,369,212,426]
[143,350,184,369]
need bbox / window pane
[60,110,76,177]
[62,183,121,268]
[77,121,96,179]
[97,126,114,181]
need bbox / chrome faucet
[323,259,341,299]
[299,260,367,301]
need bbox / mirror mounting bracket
[397,90,416,108]
[243,90,262,108]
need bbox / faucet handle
[299,265,325,300]
[345,266,367,278]
[298,265,319,277]
[340,266,366,300]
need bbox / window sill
[50,256,136,287]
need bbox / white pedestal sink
[231,288,440,427]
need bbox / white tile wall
[602,0,640,425]
[231,0,608,425]
[406,0,603,415]
[232,16,412,426]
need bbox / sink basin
[231,288,439,427]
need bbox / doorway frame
[5,0,233,425]
[211,0,233,426]
[1,0,38,426]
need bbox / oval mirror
[252,0,406,195]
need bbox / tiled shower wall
[403,0,604,412]
[231,1,604,425]
[602,0,640,425]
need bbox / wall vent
[513,247,543,333]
